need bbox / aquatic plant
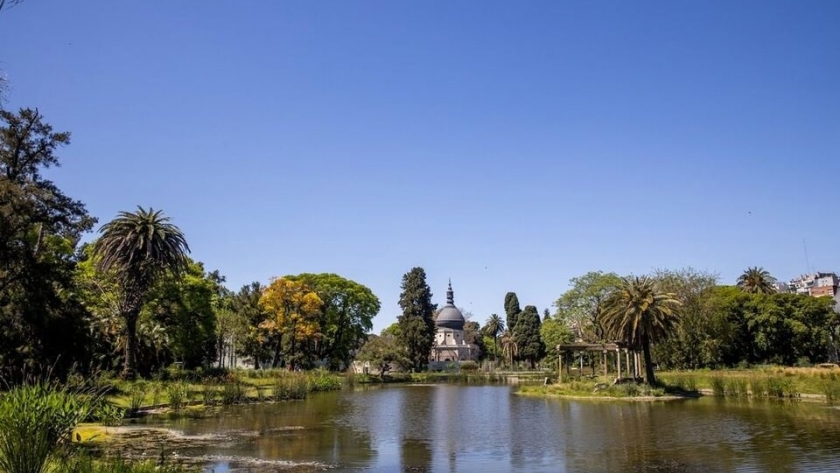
[0,382,99,473]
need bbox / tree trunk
[642,334,656,385]
[123,311,139,380]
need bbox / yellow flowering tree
[258,278,322,369]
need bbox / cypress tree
[397,267,437,372]
[504,292,521,335]
[514,305,545,369]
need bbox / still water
[139,384,840,472]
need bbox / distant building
[787,272,839,298]
[429,281,478,368]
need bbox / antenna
[803,239,811,274]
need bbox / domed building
[430,281,478,367]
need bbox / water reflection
[138,385,840,472]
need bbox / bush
[127,382,147,417]
[460,361,479,372]
[166,383,188,410]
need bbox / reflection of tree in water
[400,387,434,472]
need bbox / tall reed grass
[0,381,101,473]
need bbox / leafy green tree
[93,207,190,379]
[397,267,436,372]
[483,314,505,363]
[287,273,380,370]
[553,271,623,342]
[736,267,777,294]
[514,305,544,369]
[504,292,521,337]
[650,268,719,369]
[599,276,681,385]
[232,282,269,369]
[381,322,402,338]
[142,260,219,369]
[357,334,409,380]
[540,317,572,356]
[463,320,486,360]
[0,108,96,377]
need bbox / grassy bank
[658,366,840,402]
[104,368,344,415]
[516,378,692,400]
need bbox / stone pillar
[558,351,563,383]
[603,350,608,378]
[616,349,622,379]
[625,349,631,377]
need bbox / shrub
[822,379,840,405]
[460,361,479,372]
[166,383,188,410]
[220,381,245,405]
[127,382,147,417]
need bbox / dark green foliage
[463,321,486,360]
[513,305,545,369]
[397,267,436,372]
[0,108,97,379]
[504,292,521,336]
[232,282,270,369]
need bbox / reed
[0,381,100,473]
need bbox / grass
[658,366,840,401]
[105,368,344,413]
[517,378,677,400]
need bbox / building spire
[446,279,454,306]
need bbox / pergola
[555,342,642,383]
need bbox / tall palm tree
[484,313,505,363]
[500,329,518,369]
[599,276,681,385]
[736,267,777,294]
[93,207,190,379]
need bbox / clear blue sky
[2,1,838,334]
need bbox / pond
[133,384,840,472]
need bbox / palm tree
[500,329,518,369]
[599,276,681,385]
[484,314,505,363]
[736,267,777,294]
[93,207,190,379]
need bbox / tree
[258,278,322,370]
[142,260,219,369]
[504,292,521,335]
[483,314,505,363]
[553,271,623,342]
[650,268,719,369]
[500,330,517,368]
[356,334,408,380]
[232,282,269,369]
[540,317,573,357]
[0,0,24,12]
[287,273,380,370]
[92,207,190,379]
[397,267,436,372]
[736,267,777,294]
[514,305,544,369]
[599,276,681,385]
[463,320,486,360]
[0,108,96,377]
[543,308,551,321]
